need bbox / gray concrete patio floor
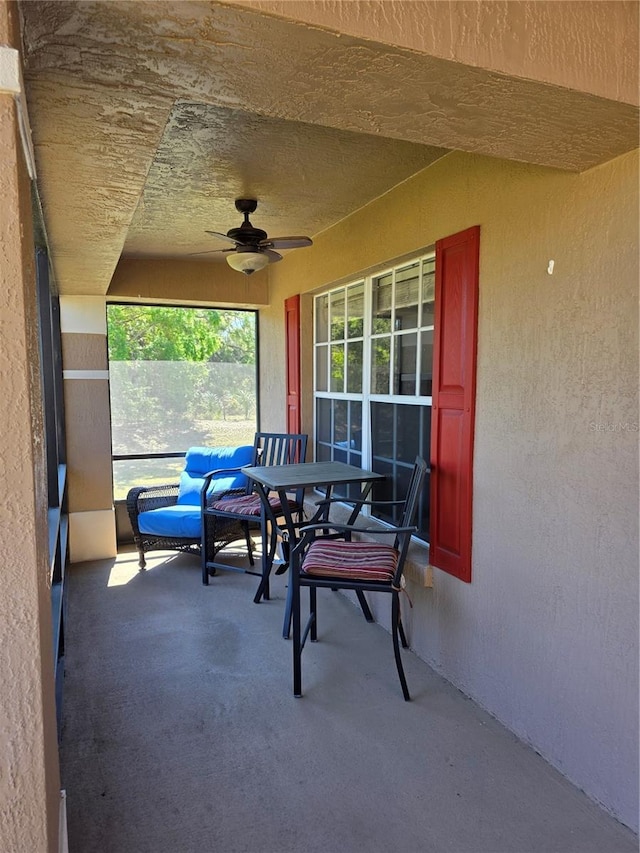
[59,546,638,853]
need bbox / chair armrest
[201,465,250,492]
[314,497,406,509]
[300,522,418,536]
[126,484,180,528]
[202,486,246,510]
[202,465,245,479]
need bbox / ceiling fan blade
[205,230,238,246]
[189,248,234,256]
[263,248,283,263]
[261,236,313,250]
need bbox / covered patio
[1,2,638,851]
[61,545,637,853]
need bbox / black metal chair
[289,456,429,700]
[201,432,308,601]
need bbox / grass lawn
[112,419,257,500]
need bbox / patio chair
[289,456,429,700]
[127,445,255,570]
[201,431,308,601]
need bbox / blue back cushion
[177,445,255,505]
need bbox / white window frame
[313,251,435,532]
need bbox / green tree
[107,306,256,364]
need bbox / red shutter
[285,295,301,434]
[429,226,480,582]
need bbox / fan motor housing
[229,199,267,242]
[227,224,267,243]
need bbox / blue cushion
[177,445,254,505]
[137,505,202,539]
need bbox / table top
[242,460,384,491]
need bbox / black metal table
[242,461,384,634]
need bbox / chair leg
[309,586,317,642]
[201,548,209,585]
[283,577,293,639]
[253,513,271,604]
[398,618,409,649]
[137,548,146,571]
[355,589,374,622]
[391,592,411,701]
[292,574,302,697]
[243,521,255,566]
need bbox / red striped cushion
[302,540,399,582]
[208,493,298,516]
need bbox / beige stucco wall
[263,148,639,829]
[229,0,639,106]
[0,3,61,851]
[108,258,269,307]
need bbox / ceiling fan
[199,199,313,275]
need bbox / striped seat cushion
[208,493,299,517]
[301,540,399,582]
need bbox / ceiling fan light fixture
[226,249,269,275]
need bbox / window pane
[370,401,431,539]
[370,336,390,394]
[330,343,345,392]
[420,330,434,397]
[371,458,394,504]
[346,282,364,338]
[315,294,329,342]
[317,397,331,443]
[422,257,435,327]
[330,290,345,341]
[334,399,348,444]
[346,340,363,393]
[397,405,431,463]
[315,344,328,391]
[350,400,362,452]
[393,332,417,396]
[372,272,392,334]
[334,446,348,465]
[316,442,331,463]
[371,401,394,461]
[395,263,419,331]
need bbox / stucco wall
[264,149,639,830]
[230,0,639,106]
[0,4,61,851]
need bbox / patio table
[242,460,385,635]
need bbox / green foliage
[107,305,256,364]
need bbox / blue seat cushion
[177,445,254,505]
[137,504,202,539]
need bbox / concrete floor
[59,546,638,853]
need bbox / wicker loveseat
[127,445,255,570]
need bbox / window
[107,305,258,500]
[313,225,479,581]
[314,256,434,537]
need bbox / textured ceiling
[125,102,445,258]
[18,0,639,296]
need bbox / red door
[429,226,480,582]
[285,295,301,434]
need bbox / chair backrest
[254,432,308,503]
[177,445,255,505]
[394,456,430,556]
